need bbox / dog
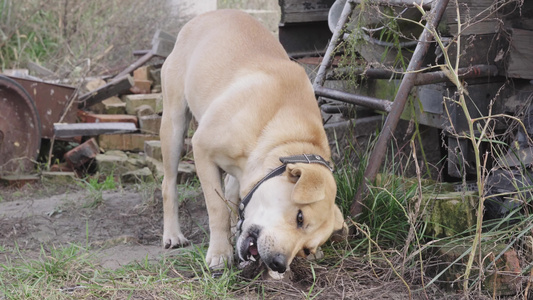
[160,9,346,274]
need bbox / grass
[0,0,187,77]
[76,173,118,208]
[0,243,269,299]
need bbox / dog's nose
[269,253,287,273]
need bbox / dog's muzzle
[237,154,333,234]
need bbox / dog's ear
[330,204,349,241]
[286,163,327,204]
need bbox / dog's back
[162,10,292,118]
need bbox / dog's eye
[296,210,304,228]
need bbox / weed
[76,173,117,208]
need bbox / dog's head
[236,163,346,273]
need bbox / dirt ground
[0,182,208,269]
[0,181,487,299]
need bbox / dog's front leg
[194,147,234,269]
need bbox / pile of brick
[47,65,195,186]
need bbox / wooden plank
[54,122,137,138]
[507,28,533,79]
[152,29,176,45]
[27,61,56,77]
[280,0,335,23]
[443,0,500,35]
[151,38,175,58]
[78,75,134,108]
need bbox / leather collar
[237,154,333,232]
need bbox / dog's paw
[206,245,234,269]
[162,231,190,249]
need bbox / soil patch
[0,183,207,269]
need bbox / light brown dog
[160,9,345,273]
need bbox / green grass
[0,243,266,299]
[76,173,118,208]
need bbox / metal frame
[311,0,485,218]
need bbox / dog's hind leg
[224,174,240,237]
[160,64,191,249]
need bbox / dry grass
[0,0,189,78]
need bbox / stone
[95,151,129,175]
[145,156,164,179]
[423,190,476,237]
[85,78,106,92]
[41,171,77,185]
[123,93,161,115]
[144,140,162,161]
[0,175,40,188]
[98,134,159,152]
[135,104,155,117]
[121,167,154,184]
[139,114,162,135]
[177,161,196,184]
[155,95,163,114]
[49,163,74,173]
[102,96,126,115]
[150,68,161,86]
[125,153,147,171]
[145,156,195,183]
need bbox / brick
[102,96,126,114]
[133,66,151,81]
[139,114,162,135]
[144,140,162,161]
[95,151,129,174]
[41,171,77,185]
[64,138,100,168]
[85,78,106,92]
[123,93,161,115]
[136,104,155,117]
[131,79,152,94]
[98,134,159,152]
[121,167,154,184]
[81,112,138,126]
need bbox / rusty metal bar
[353,0,433,9]
[414,64,498,86]
[316,86,393,112]
[327,64,499,84]
[313,0,356,89]
[350,0,451,218]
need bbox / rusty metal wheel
[0,75,42,175]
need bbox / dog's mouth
[239,227,261,262]
[243,233,260,261]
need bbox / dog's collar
[236,154,333,233]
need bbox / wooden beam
[54,122,137,138]
[78,75,134,108]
